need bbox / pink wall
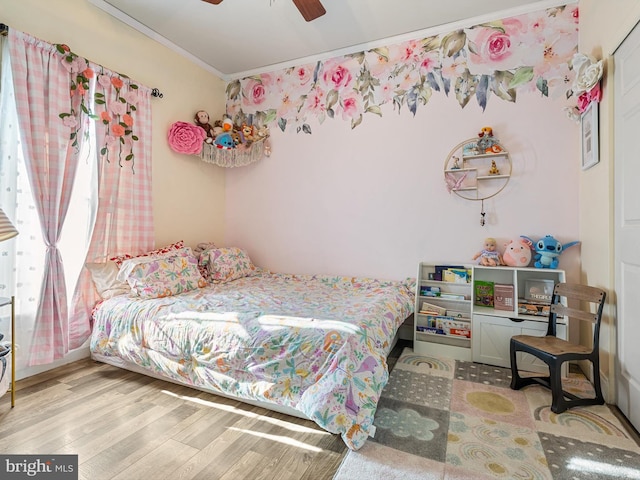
[223,5,581,282]
[224,91,580,281]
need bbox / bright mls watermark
[0,455,78,479]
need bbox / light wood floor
[0,359,348,480]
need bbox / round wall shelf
[444,137,512,201]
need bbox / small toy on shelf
[521,235,580,269]
[444,171,469,193]
[477,126,503,154]
[488,160,500,175]
[450,156,461,169]
[502,237,534,267]
[473,237,504,266]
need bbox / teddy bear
[241,124,254,143]
[473,237,504,266]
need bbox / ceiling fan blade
[292,0,326,22]
[202,0,223,4]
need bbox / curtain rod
[0,23,163,97]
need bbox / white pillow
[86,262,131,299]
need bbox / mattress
[90,271,415,449]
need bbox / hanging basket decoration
[199,136,270,168]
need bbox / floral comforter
[90,271,414,450]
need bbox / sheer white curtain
[0,36,46,372]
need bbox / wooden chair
[509,283,606,414]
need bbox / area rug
[334,348,640,480]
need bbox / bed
[89,254,414,451]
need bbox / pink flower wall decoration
[168,121,207,155]
[226,5,579,134]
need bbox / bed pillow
[86,262,131,299]
[203,247,257,283]
[110,240,185,268]
[119,248,207,298]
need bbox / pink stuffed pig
[503,237,534,267]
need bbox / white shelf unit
[414,263,473,360]
[413,263,568,374]
[471,265,566,374]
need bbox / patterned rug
[334,348,640,480]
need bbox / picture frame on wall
[581,101,599,170]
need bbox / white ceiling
[88,0,570,81]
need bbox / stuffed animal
[473,237,504,266]
[521,235,580,269]
[241,124,254,143]
[502,237,534,267]
[222,117,234,133]
[213,132,235,150]
[194,110,215,144]
[256,125,269,138]
[477,126,503,154]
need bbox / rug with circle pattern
[357,347,640,480]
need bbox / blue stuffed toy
[521,235,580,269]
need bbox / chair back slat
[550,303,600,323]
[554,283,605,304]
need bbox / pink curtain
[8,30,85,365]
[68,65,154,349]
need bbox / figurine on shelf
[451,156,461,169]
[477,126,503,154]
[488,160,500,175]
[473,237,504,266]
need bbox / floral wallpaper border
[226,5,579,134]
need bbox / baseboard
[16,346,91,381]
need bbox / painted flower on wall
[226,5,579,134]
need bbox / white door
[614,20,640,432]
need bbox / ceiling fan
[201,0,326,22]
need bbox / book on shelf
[433,265,465,281]
[443,268,471,283]
[419,285,441,297]
[449,327,471,338]
[416,314,471,338]
[420,301,447,315]
[474,280,494,307]
[445,309,470,320]
[439,293,467,300]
